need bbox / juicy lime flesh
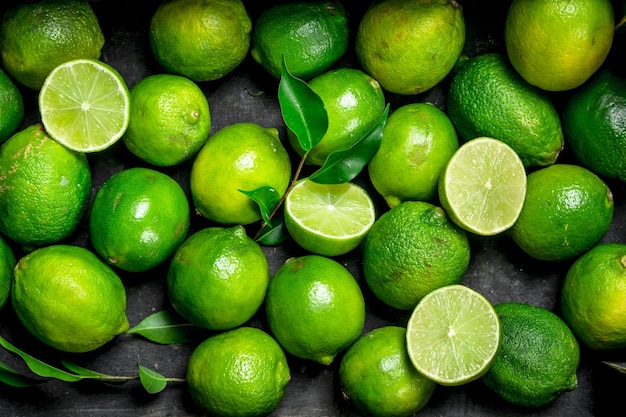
[286,180,375,239]
[406,284,501,386]
[39,59,129,152]
[441,137,526,235]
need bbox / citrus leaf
[278,57,328,152]
[0,335,82,382]
[138,362,168,394]
[0,361,38,387]
[239,186,282,227]
[310,104,390,184]
[603,361,626,375]
[257,215,289,246]
[127,310,203,345]
[60,360,128,383]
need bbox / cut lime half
[284,179,376,257]
[39,59,130,153]
[438,137,526,236]
[406,284,501,386]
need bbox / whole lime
[0,67,23,144]
[0,235,15,310]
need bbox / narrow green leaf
[0,361,38,387]
[278,58,328,151]
[0,335,82,382]
[138,362,168,394]
[603,361,626,375]
[127,310,203,345]
[60,360,128,383]
[239,186,282,227]
[310,104,390,184]
[257,215,289,246]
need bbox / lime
[339,326,436,417]
[39,58,130,153]
[509,164,614,261]
[438,137,527,236]
[363,201,470,311]
[287,68,386,166]
[190,122,291,225]
[0,67,24,144]
[149,0,251,82]
[89,167,190,272]
[122,74,211,167]
[284,179,376,257]
[406,284,501,386]
[368,102,459,206]
[265,255,365,365]
[251,1,349,80]
[186,326,290,417]
[504,0,614,91]
[0,123,92,251]
[483,302,580,407]
[447,52,564,167]
[167,226,269,331]
[562,68,626,181]
[561,243,626,350]
[0,0,104,90]
[355,0,465,95]
[0,235,16,310]
[11,244,129,353]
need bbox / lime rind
[439,137,527,236]
[39,59,130,153]
[406,284,501,386]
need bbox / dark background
[1,0,626,416]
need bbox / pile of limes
[0,0,625,416]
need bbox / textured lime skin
[0,67,23,144]
[0,235,15,310]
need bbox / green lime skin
[482,302,580,407]
[447,53,563,167]
[186,327,290,417]
[251,1,349,80]
[0,67,23,144]
[0,235,16,310]
[562,68,626,181]
[339,326,436,417]
[89,167,190,273]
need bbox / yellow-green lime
[167,226,269,331]
[122,74,210,167]
[149,0,251,82]
[39,58,130,153]
[0,235,15,310]
[482,302,579,407]
[438,137,527,236]
[509,164,614,261]
[0,0,104,90]
[0,123,92,250]
[504,0,614,91]
[11,244,129,353]
[339,326,436,417]
[363,201,470,311]
[265,255,365,365]
[0,67,24,144]
[284,179,376,257]
[447,52,564,167]
[190,122,291,225]
[561,243,626,350]
[287,68,386,166]
[368,102,459,206]
[562,68,626,181]
[406,284,501,386]
[89,167,190,272]
[186,326,290,417]
[251,1,349,80]
[355,0,465,95]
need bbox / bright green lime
[0,67,24,144]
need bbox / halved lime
[438,137,526,236]
[284,179,376,257]
[39,59,130,153]
[406,284,500,386]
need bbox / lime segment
[39,59,130,153]
[406,284,501,386]
[438,137,526,236]
[284,179,376,257]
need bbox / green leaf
[239,186,282,227]
[310,104,390,184]
[603,361,626,375]
[0,361,38,387]
[0,335,82,382]
[138,361,168,394]
[127,310,203,345]
[278,58,328,151]
[61,360,128,383]
[257,215,289,245]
